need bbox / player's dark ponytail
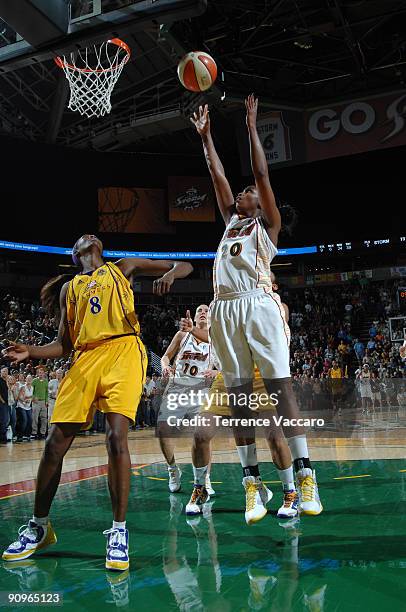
[40,274,74,316]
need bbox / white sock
[287,435,309,460]
[193,465,208,485]
[32,515,48,526]
[113,520,126,530]
[168,463,177,470]
[236,443,257,468]
[277,466,296,492]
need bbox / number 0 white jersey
[213,214,278,298]
[172,332,212,386]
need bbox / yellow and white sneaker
[2,521,57,562]
[205,473,215,496]
[243,476,273,525]
[297,469,323,515]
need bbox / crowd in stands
[0,278,405,443]
[283,281,405,411]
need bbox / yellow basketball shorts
[202,369,277,417]
[51,335,147,428]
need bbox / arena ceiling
[0,0,405,153]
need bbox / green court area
[0,460,405,611]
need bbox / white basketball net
[55,39,130,118]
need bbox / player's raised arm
[161,331,185,377]
[116,258,193,295]
[190,104,235,224]
[179,309,209,343]
[2,282,72,364]
[245,95,281,246]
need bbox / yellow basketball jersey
[66,262,140,350]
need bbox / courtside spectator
[31,366,48,440]
[354,339,365,364]
[48,369,62,426]
[16,374,33,442]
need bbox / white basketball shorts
[157,380,211,423]
[209,289,291,388]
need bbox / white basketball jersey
[173,332,212,385]
[213,214,278,297]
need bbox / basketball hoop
[55,38,131,118]
[98,187,139,232]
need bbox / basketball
[177,51,217,92]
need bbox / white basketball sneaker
[243,476,273,525]
[2,521,57,562]
[185,485,210,516]
[205,473,215,496]
[297,469,323,515]
[277,490,299,519]
[168,465,182,493]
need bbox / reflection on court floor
[0,459,405,611]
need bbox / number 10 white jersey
[172,332,213,386]
[213,213,278,298]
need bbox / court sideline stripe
[0,463,149,500]
[1,465,404,500]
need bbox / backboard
[0,0,206,72]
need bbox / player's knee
[106,428,128,456]
[268,434,287,454]
[43,434,66,463]
[193,433,211,448]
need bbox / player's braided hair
[41,274,74,318]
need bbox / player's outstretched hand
[2,341,30,365]
[245,93,258,128]
[153,271,175,295]
[400,341,406,359]
[162,365,174,378]
[179,310,193,332]
[190,104,210,136]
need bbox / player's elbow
[253,164,269,180]
[175,262,193,277]
[60,340,72,358]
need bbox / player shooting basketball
[1,234,193,571]
[190,96,322,521]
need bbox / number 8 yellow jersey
[66,262,140,350]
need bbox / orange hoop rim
[54,38,131,74]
